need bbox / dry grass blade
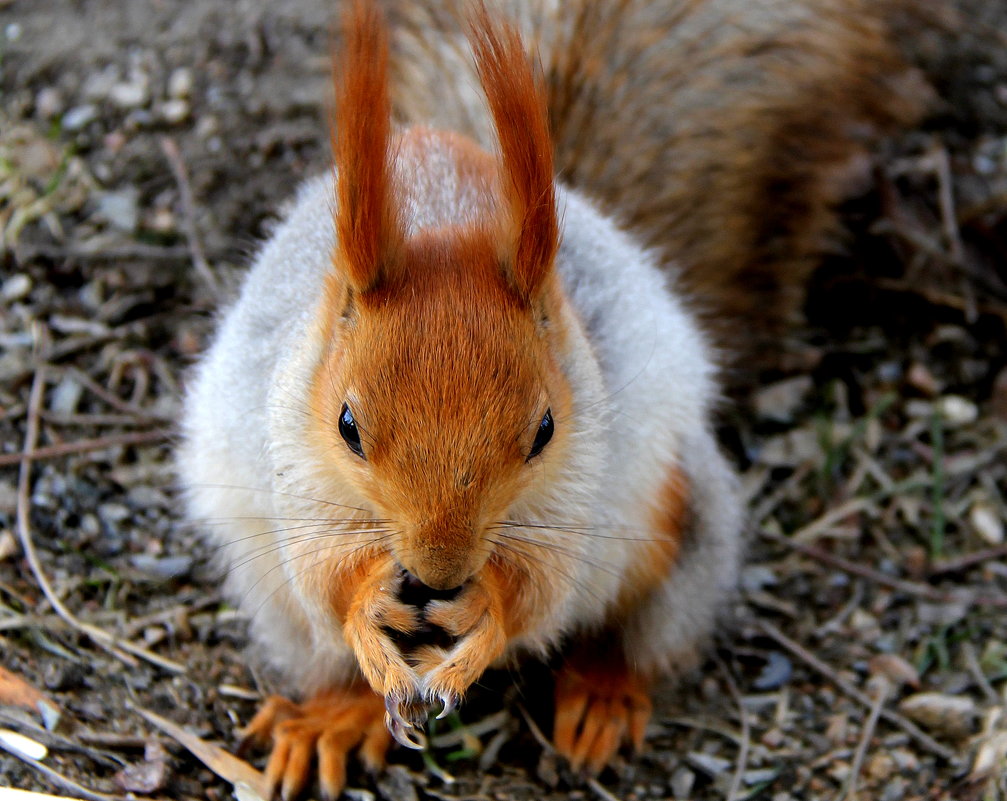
[758,621,956,762]
[0,735,117,801]
[132,704,270,801]
[0,428,171,468]
[14,367,184,675]
[160,137,220,297]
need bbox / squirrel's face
[310,230,572,590]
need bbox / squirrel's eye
[527,408,554,461]
[339,403,366,460]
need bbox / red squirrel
[178,0,928,797]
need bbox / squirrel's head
[308,1,571,590]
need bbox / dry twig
[160,137,220,296]
[757,621,956,762]
[842,677,890,801]
[0,428,170,467]
[14,367,184,675]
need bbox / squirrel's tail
[384,0,940,355]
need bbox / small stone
[866,752,895,781]
[43,661,84,691]
[159,99,190,124]
[50,373,83,416]
[936,395,978,426]
[115,742,171,793]
[905,399,934,419]
[375,765,419,801]
[756,428,820,467]
[168,67,194,98]
[110,75,150,109]
[740,564,777,592]
[753,375,813,422]
[970,501,1004,545]
[868,654,920,689]
[62,104,99,131]
[130,554,193,579]
[686,752,731,777]
[96,187,140,232]
[760,727,784,748]
[99,502,132,524]
[1,273,32,302]
[753,651,792,690]
[36,87,64,120]
[899,692,977,739]
[670,766,695,799]
[0,530,16,561]
[906,362,941,396]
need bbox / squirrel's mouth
[386,567,464,655]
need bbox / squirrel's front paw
[414,579,508,716]
[341,563,427,747]
[238,686,389,801]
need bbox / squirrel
[177,0,932,798]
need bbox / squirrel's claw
[434,691,457,720]
[384,695,428,750]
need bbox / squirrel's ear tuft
[331,0,402,294]
[468,5,558,304]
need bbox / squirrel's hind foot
[553,648,652,775]
[239,686,390,801]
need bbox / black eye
[527,408,554,461]
[339,403,366,459]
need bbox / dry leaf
[0,665,61,730]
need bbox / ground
[1,2,1007,800]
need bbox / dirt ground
[2,1,1007,800]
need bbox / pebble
[1,273,32,302]
[62,104,99,131]
[936,394,979,426]
[898,692,977,739]
[158,98,190,124]
[970,501,1004,545]
[50,373,83,416]
[110,74,150,109]
[168,67,194,98]
[756,427,820,467]
[906,362,941,396]
[686,752,731,777]
[130,554,193,579]
[35,87,64,120]
[99,502,132,524]
[670,766,695,799]
[96,187,140,232]
[740,564,777,592]
[753,375,813,422]
[375,765,419,801]
[0,530,16,561]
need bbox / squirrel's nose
[397,570,464,607]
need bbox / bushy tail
[383,0,934,352]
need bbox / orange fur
[331,0,402,293]
[613,465,689,616]
[240,685,390,800]
[468,5,558,303]
[554,638,653,774]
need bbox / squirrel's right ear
[330,0,403,295]
[469,5,558,305]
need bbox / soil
[1,2,1007,801]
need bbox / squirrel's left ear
[331,0,404,295]
[469,7,558,305]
